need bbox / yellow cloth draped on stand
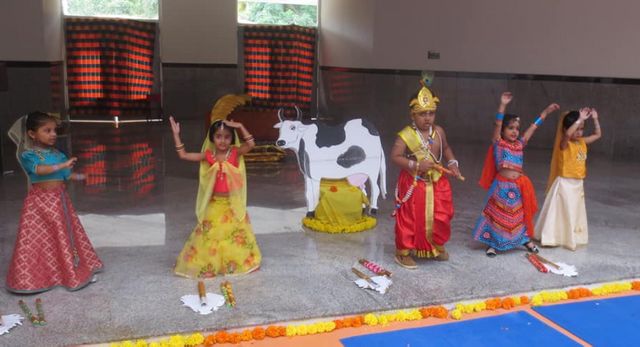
[302,179,376,233]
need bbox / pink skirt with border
[6,185,103,293]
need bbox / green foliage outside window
[238,1,317,27]
[63,0,159,20]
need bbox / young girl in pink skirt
[5,111,102,293]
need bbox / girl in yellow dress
[535,107,602,250]
[170,115,261,278]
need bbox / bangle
[175,143,185,150]
[243,135,254,142]
[534,116,544,127]
[408,160,415,170]
[447,159,459,167]
[495,113,504,121]
[52,164,60,172]
[575,119,582,125]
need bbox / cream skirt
[534,177,588,250]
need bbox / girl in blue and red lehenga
[472,92,559,257]
[6,111,103,293]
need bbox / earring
[411,121,417,129]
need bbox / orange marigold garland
[632,281,640,291]
[252,327,266,340]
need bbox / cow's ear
[273,122,282,129]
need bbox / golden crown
[410,85,439,112]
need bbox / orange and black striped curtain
[65,18,156,117]
[243,25,316,111]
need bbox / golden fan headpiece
[208,94,252,125]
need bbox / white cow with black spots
[274,107,387,216]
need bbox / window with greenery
[238,0,318,27]
[62,0,158,20]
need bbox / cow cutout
[274,107,387,216]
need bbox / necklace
[214,148,231,162]
[415,126,442,163]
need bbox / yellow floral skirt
[174,197,261,278]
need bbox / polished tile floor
[1,121,639,346]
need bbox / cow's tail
[379,145,387,199]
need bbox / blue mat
[340,311,580,347]
[534,295,640,346]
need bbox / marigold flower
[240,330,252,341]
[252,327,266,340]
[203,335,216,346]
[265,326,280,338]
[277,326,287,336]
[214,331,229,344]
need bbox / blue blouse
[494,137,525,172]
[20,149,71,183]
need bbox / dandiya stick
[534,254,560,270]
[197,281,207,306]
[359,259,392,277]
[526,253,548,273]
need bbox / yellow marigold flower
[379,315,389,325]
[364,313,378,325]
[513,297,521,305]
[186,333,204,346]
[325,322,336,332]
[110,343,122,347]
[408,309,422,320]
[463,304,474,314]
[455,303,464,311]
[531,295,543,306]
[149,343,161,347]
[135,340,148,347]
[167,335,185,347]
[308,324,318,335]
[451,309,462,320]
[286,325,297,337]
[298,325,309,336]
[120,341,135,347]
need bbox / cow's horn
[277,108,284,122]
[294,105,301,120]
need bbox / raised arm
[222,119,256,156]
[493,92,513,142]
[170,116,206,162]
[560,107,590,149]
[583,108,602,145]
[522,103,560,143]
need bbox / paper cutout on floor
[0,314,24,335]
[543,262,578,277]
[355,276,392,294]
[180,293,225,315]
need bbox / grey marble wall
[319,69,640,160]
[0,62,64,172]
[161,64,241,121]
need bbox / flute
[198,281,207,306]
[434,164,465,181]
